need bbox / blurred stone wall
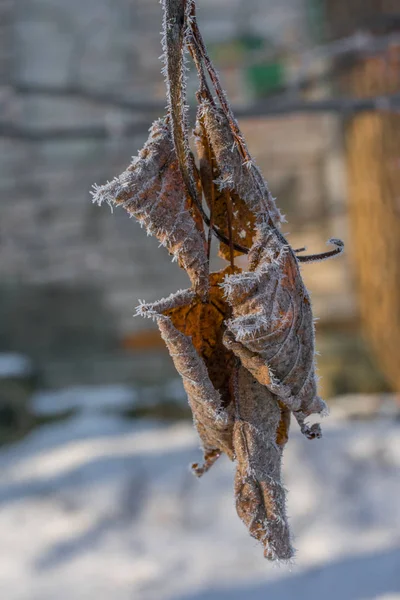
[0,0,359,387]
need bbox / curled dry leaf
[233,365,293,561]
[223,225,327,439]
[194,113,256,259]
[199,100,283,226]
[163,269,238,411]
[139,272,295,560]
[158,316,233,474]
[91,118,208,297]
[137,268,238,475]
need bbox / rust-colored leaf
[92,118,209,297]
[194,114,256,259]
[164,268,238,409]
[276,404,291,447]
[214,191,256,260]
[158,315,234,469]
[137,267,240,474]
[194,115,215,215]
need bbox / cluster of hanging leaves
[91,0,344,562]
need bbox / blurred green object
[209,33,285,99]
[306,0,327,43]
[239,33,264,51]
[245,61,284,97]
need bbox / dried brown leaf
[213,191,256,261]
[233,364,294,561]
[194,115,256,259]
[92,118,209,297]
[223,225,327,439]
[137,267,239,474]
[164,268,238,407]
[199,101,283,226]
[158,315,234,467]
[194,116,215,214]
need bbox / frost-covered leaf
[92,118,208,297]
[233,365,294,561]
[199,101,283,226]
[194,115,256,259]
[137,268,239,474]
[158,315,234,472]
[223,225,327,439]
[163,269,239,411]
[213,191,256,261]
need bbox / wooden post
[328,0,400,392]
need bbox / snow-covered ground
[0,387,399,600]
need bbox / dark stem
[163,0,199,208]
[187,4,276,222]
[165,1,345,265]
[206,144,215,262]
[296,239,344,263]
[164,0,248,254]
[189,15,250,163]
[187,33,214,105]
[225,190,235,268]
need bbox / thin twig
[206,140,215,262]
[163,0,197,203]
[188,12,251,164]
[187,29,214,105]
[163,0,252,254]
[225,190,235,268]
[296,239,344,263]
